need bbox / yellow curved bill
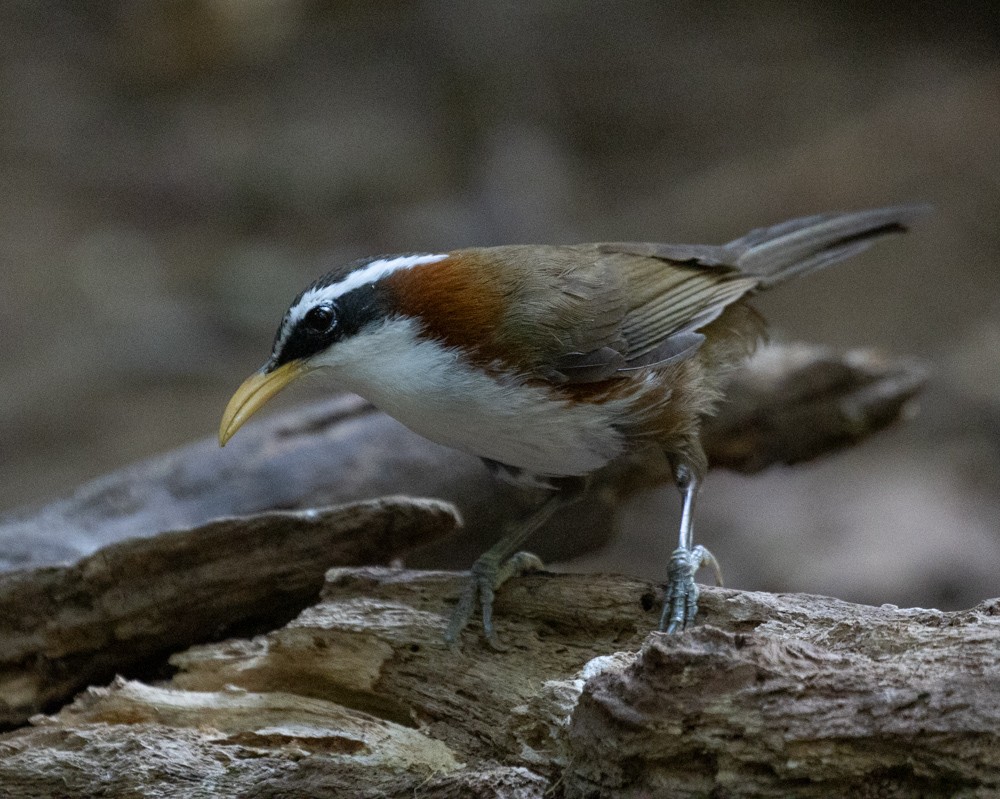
[219,360,309,446]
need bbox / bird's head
[218,252,448,445]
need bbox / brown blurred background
[1,1,998,610]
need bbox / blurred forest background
[1,1,998,611]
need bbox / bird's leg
[660,460,723,633]
[445,481,584,649]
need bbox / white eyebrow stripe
[303,253,449,307]
[275,253,450,355]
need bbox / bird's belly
[378,384,624,476]
[330,320,633,476]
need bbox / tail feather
[728,204,931,288]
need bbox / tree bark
[0,343,926,573]
[0,344,926,731]
[1,567,996,798]
[0,343,944,796]
[0,497,460,728]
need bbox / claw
[659,544,721,634]
[444,577,479,647]
[443,486,573,648]
[444,550,543,648]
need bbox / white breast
[311,317,634,477]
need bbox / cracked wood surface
[1,568,997,798]
[0,344,926,730]
[0,343,926,573]
[0,498,460,728]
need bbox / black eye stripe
[270,284,383,369]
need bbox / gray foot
[445,551,543,649]
[659,545,722,634]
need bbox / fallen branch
[0,344,926,727]
[0,343,926,573]
[0,568,995,798]
[0,498,459,728]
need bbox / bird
[219,205,925,647]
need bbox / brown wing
[601,249,758,361]
[409,206,921,386]
[465,244,757,384]
[594,205,923,369]
[465,245,632,382]
[385,245,633,383]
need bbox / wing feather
[448,207,920,386]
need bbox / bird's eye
[302,304,336,333]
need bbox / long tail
[727,204,931,288]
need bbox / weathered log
[0,567,995,798]
[0,343,926,573]
[0,344,926,728]
[0,498,460,728]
